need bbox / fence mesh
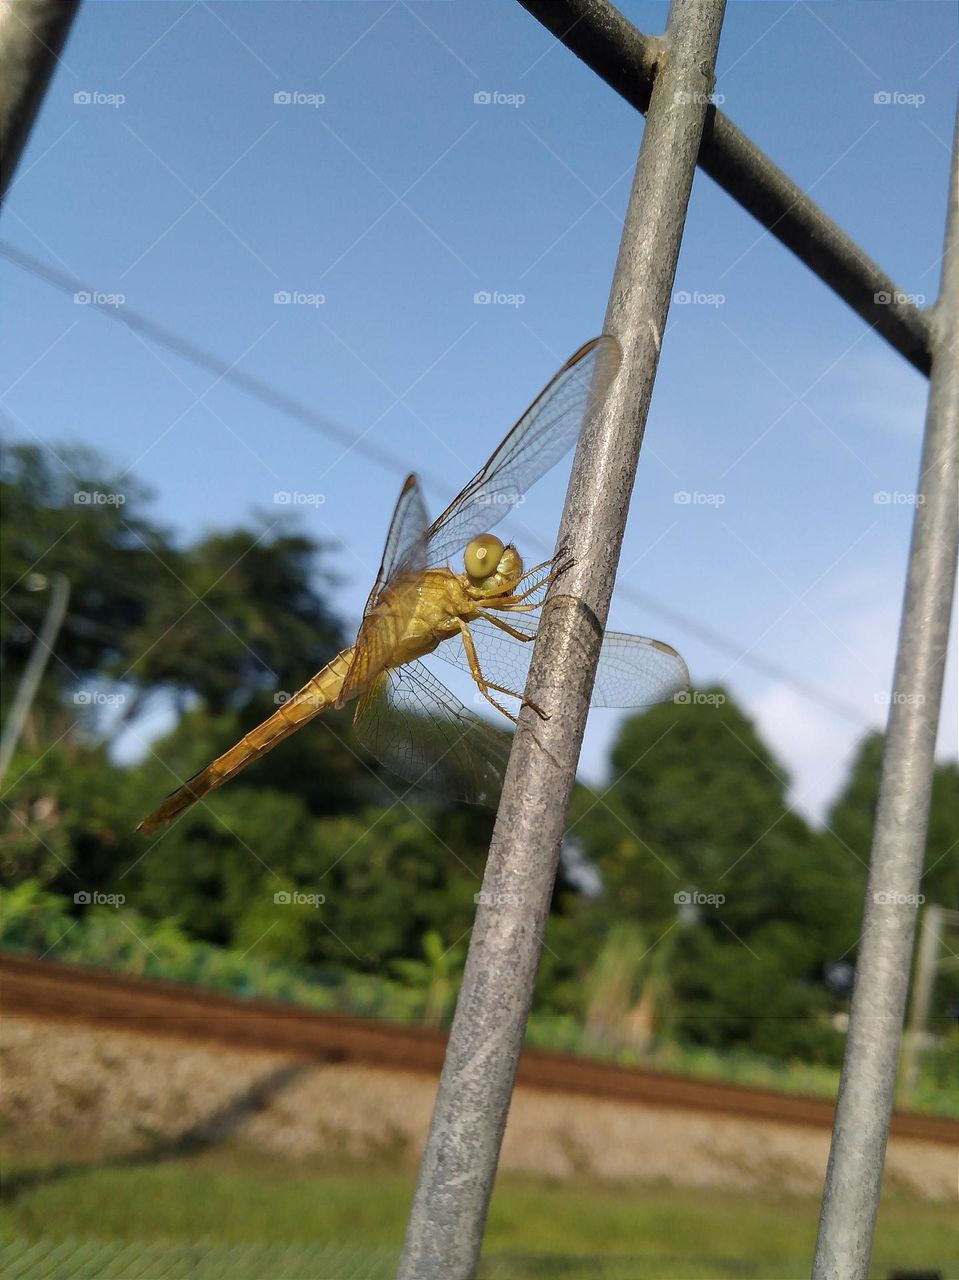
[7,1236,933,1280]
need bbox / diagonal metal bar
[0,0,80,203]
[812,103,959,1280]
[518,0,933,376]
[396,1,728,1276]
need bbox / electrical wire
[0,241,871,728]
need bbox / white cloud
[749,682,868,823]
[748,579,957,826]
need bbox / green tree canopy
[825,732,959,1023]
[826,731,958,913]
[567,689,857,1060]
[1,442,164,717]
[1,443,345,723]
[1,442,371,896]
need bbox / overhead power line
[0,241,871,728]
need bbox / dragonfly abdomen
[137,648,355,833]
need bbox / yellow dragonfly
[138,336,688,834]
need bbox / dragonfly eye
[465,534,505,582]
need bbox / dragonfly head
[464,535,524,594]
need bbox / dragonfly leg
[496,555,575,608]
[475,610,536,643]
[456,619,549,722]
[515,554,556,581]
[501,547,576,606]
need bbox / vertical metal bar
[0,0,80,203]
[396,1,727,1275]
[813,106,959,1280]
[900,903,945,1107]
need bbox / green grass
[2,1147,956,1279]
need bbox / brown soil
[1,957,954,1199]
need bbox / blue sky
[2,0,956,822]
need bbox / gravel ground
[2,1015,953,1199]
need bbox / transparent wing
[424,336,621,569]
[339,475,428,707]
[591,633,689,707]
[436,612,690,709]
[360,473,428,616]
[353,660,512,806]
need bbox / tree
[1,442,346,729]
[826,732,959,914]
[119,522,344,716]
[310,804,492,970]
[126,786,322,947]
[0,740,145,892]
[1,442,167,722]
[826,733,959,1022]
[0,442,370,898]
[569,689,852,1060]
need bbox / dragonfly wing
[590,632,689,708]
[359,473,428,616]
[353,660,512,806]
[424,336,621,569]
[434,613,539,703]
[339,475,429,707]
[435,612,690,709]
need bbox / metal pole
[518,0,932,375]
[0,572,71,785]
[396,1,727,1275]
[899,903,945,1107]
[813,106,959,1280]
[0,0,80,203]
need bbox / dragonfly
[138,336,688,834]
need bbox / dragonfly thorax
[463,535,524,595]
